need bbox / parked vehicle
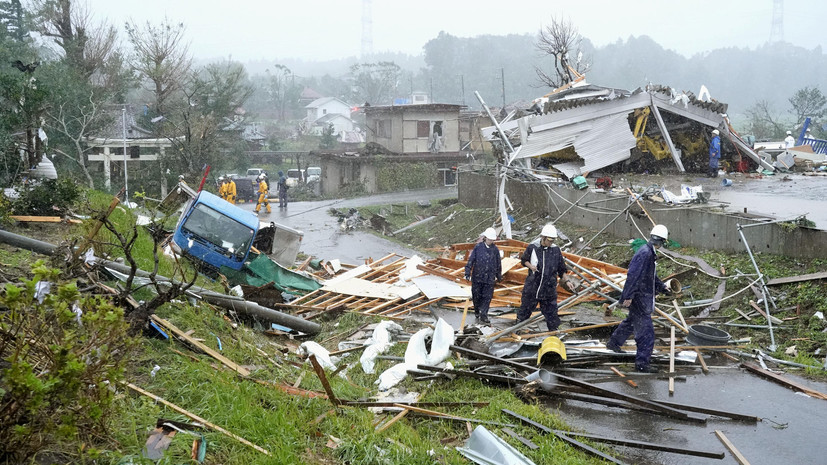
[306,166,321,183]
[286,169,305,187]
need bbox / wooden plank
[654,308,688,333]
[459,299,470,334]
[672,300,688,333]
[10,215,64,222]
[734,308,753,321]
[126,382,270,456]
[609,367,638,388]
[150,316,250,377]
[695,349,709,374]
[749,300,783,325]
[715,430,751,465]
[740,362,827,400]
[766,271,827,286]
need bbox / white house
[304,97,354,136]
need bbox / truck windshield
[182,203,255,256]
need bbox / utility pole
[430,77,433,103]
[122,106,129,206]
[459,75,465,106]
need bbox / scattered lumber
[125,382,270,456]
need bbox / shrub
[0,261,133,462]
[11,178,82,216]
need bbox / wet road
[550,359,827,465]
[656,173,827,228]
[237,186,457,264]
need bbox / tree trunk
[73,139,95,188]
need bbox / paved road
[238,186,458,264]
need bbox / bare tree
[31,0,119,79]
[534,16,590,89]
[745,100,785,139]
[125,17,191,115]
[45,89,108,187]
[349,61,400,105]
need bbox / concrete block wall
[458,171,827,259]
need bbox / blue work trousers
[608,305,655,370]
[471,281,494,319]
[517,294,560,332]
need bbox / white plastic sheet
[298,341,338,370]
[360,320,404,374]
[376,318,455,390]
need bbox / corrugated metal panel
[550,113,636,178]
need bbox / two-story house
[304,97,355,136]
[316,103,467,195]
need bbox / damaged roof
[482,83,768,178]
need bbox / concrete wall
[459,171,827,259]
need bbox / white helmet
[712,129,719,135]
[482,227,497,240]
[218,176,225,181]
[540,224,558,238]
[786,130,792,135]
[650,224,668,240]
[259,173,266,179]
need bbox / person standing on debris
[805,128,814,140]
[277,170,289,208]
[708,129,721,178]
[606,224,671,373]
[784,130,795,148]
[516,224,576,332]
[254,173,271,214]
[225,175,237,204]
[178,174,187,186]
[464,227,502,324]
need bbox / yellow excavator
[633,107,672,161]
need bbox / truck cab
[286,168,305,187]
[306,166,321,183]
[172,190,259,272]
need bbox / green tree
[320,123,336,149]
[164,60,254,176]
[788,86,827,127]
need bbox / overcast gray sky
[84,0,823,62]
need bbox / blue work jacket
[620,242,667,314]
[709,135,721,159]
[521,243,567,300]
[465,242,502,284]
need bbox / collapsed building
[479,82,773,179]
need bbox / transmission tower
[769,0,784,43]
[361,0,373,59]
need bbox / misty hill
[249,32,826,119]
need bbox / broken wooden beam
[740,362,827,400]
[715,430,751,465]
[126,382,270,456]
[150,315,250,377]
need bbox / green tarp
[221,253,321,294]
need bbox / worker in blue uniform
[606,224,671,373]
[708,129,721,178]
[464,227,502,324]
[516,224,575,332]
